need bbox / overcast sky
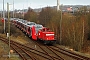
[0,0,90,10]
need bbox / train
[11,18,56,44]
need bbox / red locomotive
[31,26,56,44]
[37,27,55,44]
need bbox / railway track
[11,41,54,60]
[33,40,64,60]
[23,38,64,60]
[26,36,90,60]
[0,37,36,60]
[32,41,76,60]
[0,37,54,60]
[50,46,90,60]
[0,36,90,60]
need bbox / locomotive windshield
[35,25,43,33]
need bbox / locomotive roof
[34,24,43,28]
[26,23,43,28]
[25,22,36,26]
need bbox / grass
[10,33,29,44]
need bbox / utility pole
[57,0,60,11]
[60,4,63,45]
[27,0,28,8]
[3,0,5,33]
[7,2,10,58]
[23,4,24,19]
[1,10,2,17]
[13,0,14,18]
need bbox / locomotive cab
[37,27,56,44]
[31,24,43,40]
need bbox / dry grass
[10,35,29,44]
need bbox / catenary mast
[57,0,60,11]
